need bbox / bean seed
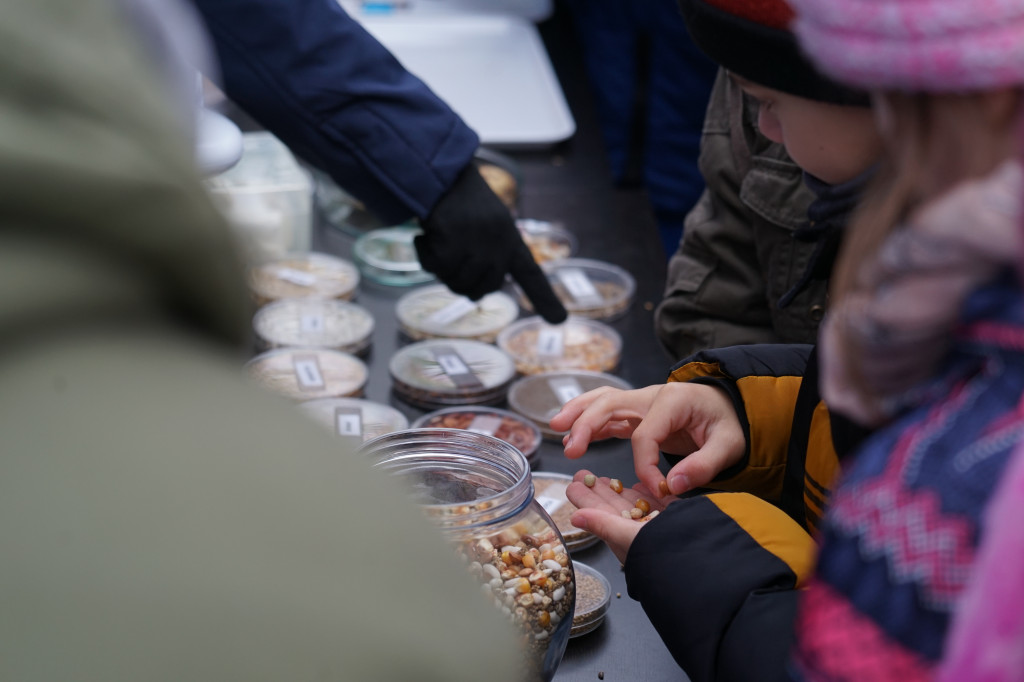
[584,474,597,487]
[609,479,623,493]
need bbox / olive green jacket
[655,69,826,359]
[0,2,519,679]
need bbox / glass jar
[360,429,575,681]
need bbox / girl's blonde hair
[830,91,1021,395]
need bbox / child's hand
[551,382,745,497]
[564,470,672,564]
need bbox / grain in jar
[412,406,542,467]
[497,316,621,375]
[248,252,359,307]
[253,298,374,355]
[245,347,368,401]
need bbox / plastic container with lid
[205,131,313,263]
[412,406,542,467]
[296,397,409,442]
[517,219,577,264]
[516,257,635,321]
[253,298,375,355]
[497,316,621,375]
[248,252,360,307]
[353,226,435,286]
[244,347,368,402]
[360,429,575,681]
[569,561,611,638]
[507,370,633,440]
[389,339,517,409]
[396,284,519,343]
[531,472,599,552]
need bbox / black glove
[416,163,568,324]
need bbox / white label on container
[537,327,564,357]
[300,314,325,333]
[556,268,601,305]
[277,267,317,287]
[334,407,363,438]
[536,494,566,515]
[467,414,503,436]
[548,376,584,405]
[432,346,484,390]
[293,355,325,390]
[426,296,477,327]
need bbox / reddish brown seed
[609,479,623,494]
[658,479,670,496]
[635,499,651,514]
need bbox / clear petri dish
[389,338,517,409]
[353,226,435,287]
[531,472,599,552]
[497,316,621,375]
[517,258,636,321]
[507,370,633,441]
[412,406,542,466]
[570,561,612,638]
[296,397,409,442]
[248,252,360,307]
[244,347,368,402]
[252,298,375,355]
[517,219,577,264]
[396,284,519,343]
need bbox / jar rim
[360,428,533,529]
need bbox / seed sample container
[412,406,542,467]
[353,226,435,287]
[244,347,368,402]
[252,298,375,355]
[517,219,577,264]
[296,397,409,442]
[532,472,599,552]
[497,316,622,375]
[518,258,635,321]
[507,370,633,441]
[361,429,575,681]
[389,339,517,409]
[569,561,611,638]
[396,284,519,343]
[248,252,360,307]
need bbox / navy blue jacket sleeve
[191,0,480,224]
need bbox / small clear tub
[396,284,519,343]
[296,397,409,442]
[245,347,368,401]
[353,226,435,287]
[412,406,542,467]
[517,258,635,321]
[389,339,517,409]
[507,370,633,440]
[497,316,622,375]
[517,219,577,264]
[252,298,375,355]
[569,561,611,638]
[248,252,360,307]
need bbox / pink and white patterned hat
[788,0,1024,91]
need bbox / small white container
[396,284,519,343]
[296,397,409,442]
[245,347,368,402]
[253,298,374,355]
[389,339,516,409]
[248,252,360,307]
[517,258,636,321]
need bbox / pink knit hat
[788,0,1024,91]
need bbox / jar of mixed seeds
[361,429,576,681]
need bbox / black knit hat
[678,0,869,106]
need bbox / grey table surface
[305,8,689,679]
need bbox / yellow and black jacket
[624,344,868,682]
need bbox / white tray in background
[353,14,575,149]
[338,0,553,23]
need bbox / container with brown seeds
[412,406,542,466]
[497,316,621,375]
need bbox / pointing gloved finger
[508,243,567,324]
